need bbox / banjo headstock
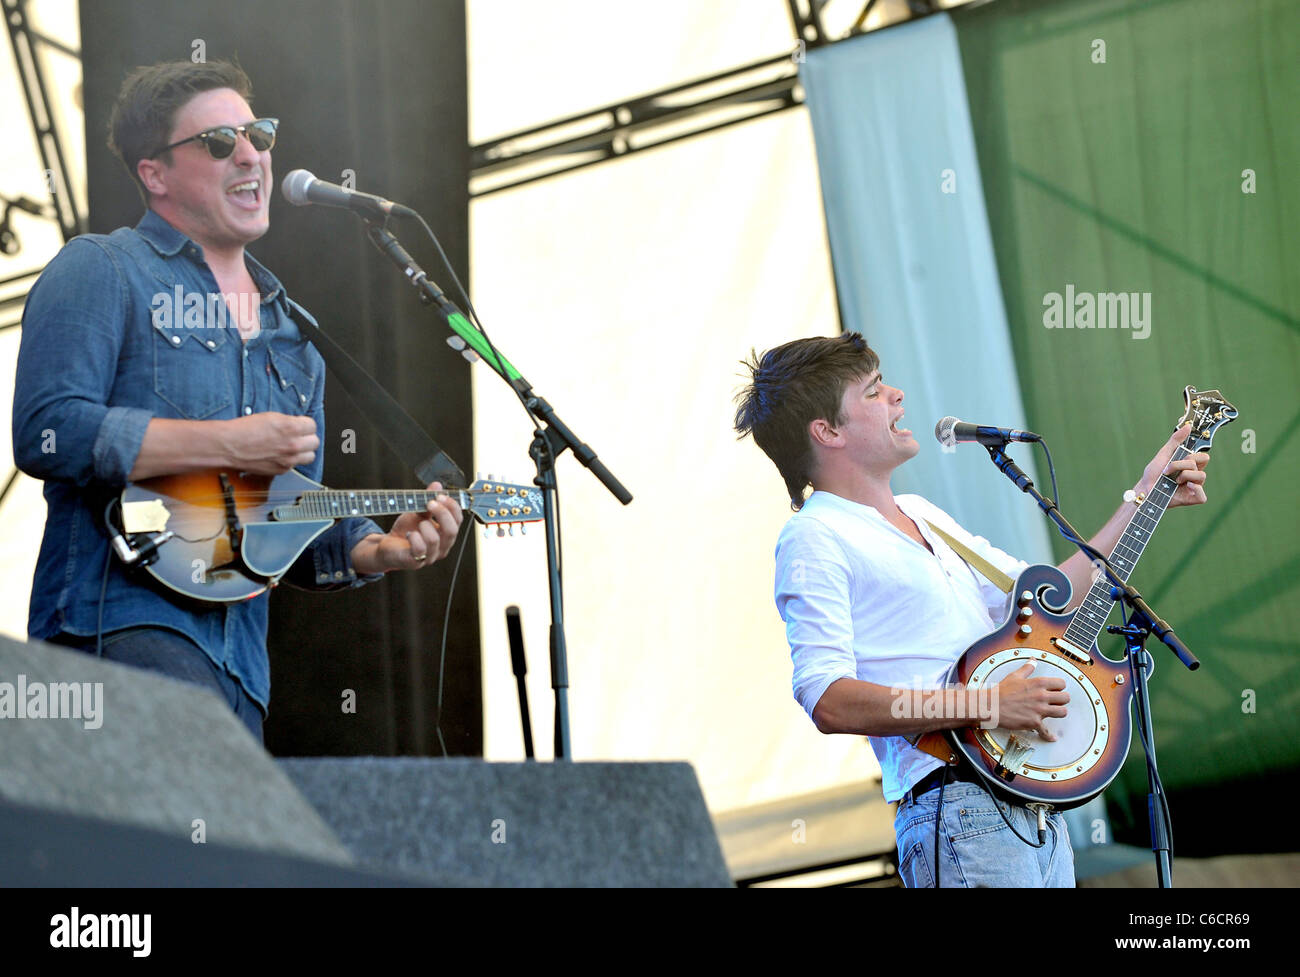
[1176,385,1237,453]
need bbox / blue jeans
[50,627,265,743]
[895,780,1075,887]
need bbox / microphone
[280,169,412,220]
[935,416,1041,448]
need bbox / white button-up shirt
[774,491,1028,802]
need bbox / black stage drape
[80,0,481,756]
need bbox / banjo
[914,386,1237,809]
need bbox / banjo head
[961,648,1117,802]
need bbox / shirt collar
[135,208,191,257]
[135,208,285,304]
[243,251,285,304]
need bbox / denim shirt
[12,209,384,711]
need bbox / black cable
[1122,600,1175,865]
[976,778,1048,849]
[933,765,948,887]
[1029,439,1177,863]
[407,213,561,574]
[1036,437,1060,510]
[432,516,473,758]
[1017,436,1110,569]
[554,471,563,587]
[1037,433,1185,590]
[407,212,539,428]
[98,501,117,658]
[529,415,564,587]
[944,750,1050,852]
[404,210,577,753]
[926,439,1102,873]
[409,211,561,569]
[928,761,1049,885]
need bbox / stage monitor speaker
[0,797,436,887]
[0,633,350,868]
[280,757,734,887]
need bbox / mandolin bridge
[1050,636,1093,665]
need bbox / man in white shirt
[734,332,1210,887]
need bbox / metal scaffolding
[470,0,960,197]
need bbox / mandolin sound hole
[978,656,1097,770]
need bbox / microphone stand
[983,441,1195,888]
[364,219,633,761]
[505,606,535,760]
[1108,622,1172,887]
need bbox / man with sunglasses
[13,60,462,740]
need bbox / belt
[906,763,980,803]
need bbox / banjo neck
[1060,446,1188,652]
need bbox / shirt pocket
[152,316,233,420]
[267,346,318,414]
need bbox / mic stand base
[1110,623,1174,888]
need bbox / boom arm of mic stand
[364,222,632,505]
[984,443,1199,670]
[1125,593,1197,671]
[363,217,633,762]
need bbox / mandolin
[119,467,543,603]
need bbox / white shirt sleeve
[775,516,859,722]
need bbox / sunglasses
[152,118,279,160]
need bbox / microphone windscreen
[935,416,959,447]
[281,169,316,206]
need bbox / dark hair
[107,59,254,203]
[734,332,880,510]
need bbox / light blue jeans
[895,780,1075,887]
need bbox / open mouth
[226,178,261,208]
[890,412,911,437]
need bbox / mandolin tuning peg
[496,525,506,537]
[482,526,490,540]
[520,523,526,536]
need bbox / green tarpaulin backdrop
[955,0,1299,850]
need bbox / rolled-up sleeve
[775,521,858,722]
[91,405,154,484]
[283,516,385,590]
[13,239,152,486]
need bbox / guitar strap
[907,520,1015,767]
[922,520,1014,594]
[286,300,466,488]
